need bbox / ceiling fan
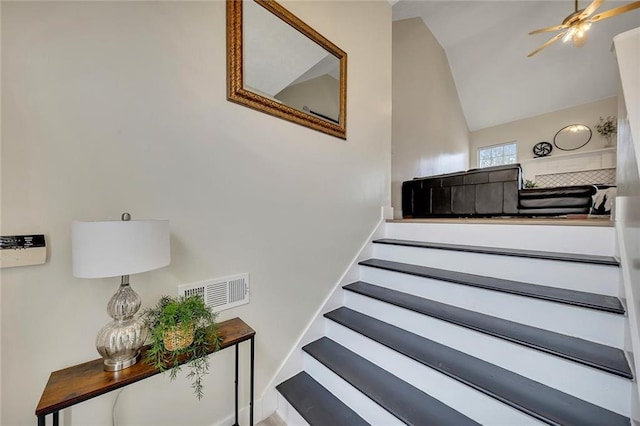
[527,0,640,57]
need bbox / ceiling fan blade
[527,32,566,57]
[579,0,605,19]
[529,24,569,35]
[590,1,640,22]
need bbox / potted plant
[595,116,617,147]
[142,295,222,399]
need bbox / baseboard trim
[210,397,264,426]
[258,206,390,419]
[616,214,640,423]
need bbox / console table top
[36,317,255,416]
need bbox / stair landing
[388,217,613,227]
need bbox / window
[478,142,517,168]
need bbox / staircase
[274,220,633,425]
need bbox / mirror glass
[244,1,340,123]
[227,0,347,139]
[553,124,592,151]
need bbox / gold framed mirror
[227,0,347,139]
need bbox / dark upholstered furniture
[402,164,597,218]
[518,186,596,215]
[402,164,521,217]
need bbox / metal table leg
[250,336,254,426]
[234,343,239,426]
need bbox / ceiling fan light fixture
[572,22,591,46]
[573,29,588,47]
[527,0,640,57]
[563,27,576,43]
[563,30,572,43]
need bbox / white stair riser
[324,322,546,425]
[344,292,631,416]
[384,223,616,257]
[276,393,309,426]
[302,353,403,425]
[373,244,620,296]
[359,267,625,348]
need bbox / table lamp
[71,213,170,371]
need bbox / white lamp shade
[72,219,170,278]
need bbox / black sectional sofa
[401,164,597,218]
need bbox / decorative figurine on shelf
[595,116,617,147]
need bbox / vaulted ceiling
[392,1,640,131]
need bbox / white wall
[0,1,392,425]
[469,97,618,170]
[391,18,469,219]
[613,27,640,422]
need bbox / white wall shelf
[521,147,616,180]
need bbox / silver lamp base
[103,352,141,372]
[96,276,148,372]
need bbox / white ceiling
[392,1,640,131]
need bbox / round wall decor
[553,124,592,151]
[532,141,553,157]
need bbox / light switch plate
[0,235,46,268]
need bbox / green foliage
[524,179,538,189]
[142,295,221,399]
[595,116,617,137]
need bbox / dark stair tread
[374,238,620,266]
[344,281,632,379]
[325,307,630,426]
[303,337,479,426]
[276,372,369,426]
[359,258,625,314]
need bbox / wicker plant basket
[163,324,195,351]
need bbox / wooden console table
[36,318,255,426]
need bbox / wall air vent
[178,273,249,312]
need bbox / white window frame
[477,141,517,168]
